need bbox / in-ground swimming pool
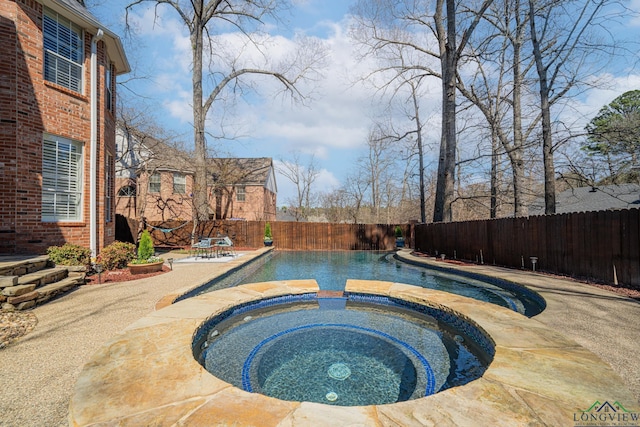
[194,251,543,316]
[193,292,494,406]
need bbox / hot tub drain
[328,363,351,380]
[326,391,338,401]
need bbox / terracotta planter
[128,260,164,275]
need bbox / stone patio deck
[69,278,639,426]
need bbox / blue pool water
[194,293,493,406]
[202,251,543,316]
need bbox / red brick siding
[124,171,196,222]
[0,0,116,254]
[116,172,277,222]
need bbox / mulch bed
[85,266,170,285]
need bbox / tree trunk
[191,11,209,222]
[433,0,457,223]
[510,0,527,217]
[490,129,498,219]
[529,0,556,214]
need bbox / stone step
[36,276,83,298]
[17,267,68,287]
[3,276,85,310]
[0,255,50,276]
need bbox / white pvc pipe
[90,29,104,257]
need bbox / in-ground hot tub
[69,279,638,426]
[193,293,494,406]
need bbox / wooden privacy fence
[414,209,640,289]
[124,218,410,252]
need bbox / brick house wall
[115,140,278,224]
[117,171,196,222]
[0,0,128,254]
[120,171,277,222]
[214,184,277,221]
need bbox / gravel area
[0,311,38,349]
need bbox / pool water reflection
[199,251,543,316]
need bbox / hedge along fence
[414,208,640,289]
[117,218,412,252]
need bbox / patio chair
[191,238,214,259]
[215,236,236,257]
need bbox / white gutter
[90,29,104,257]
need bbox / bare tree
[527,0,624,214]
[457,0,537,217]
[277,153,320,221]
[116,106,192,238]
[125,0,327,229]
[343,174,369,224]
[350,0,494,222]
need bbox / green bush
[47,243,92,267]
[99,241,136,270]
[137,230,155,261]
[264,222,272,240]
[394,225,403,238]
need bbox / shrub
[47,243,92,267]
[99,241,136,270]
[264,222,272,240]
[137,230,155,262]
[394,226,403,238]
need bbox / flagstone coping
[69,280,638,426]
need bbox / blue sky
[89,0,640,206]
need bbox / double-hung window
[42,134,83,221]
[236,186,246,202]
[149,172,161,193]
[43,8,83,93]
[173,173,186,194]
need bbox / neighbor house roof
[42,0,130,74]
[140,139,194,175]
[529,183,640,215]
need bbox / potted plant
[128,230,164,274]
[395,225,405,248]
[264,222,273,246]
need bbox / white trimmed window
[43,8,83,92]
[106,153,114,222]
[42,134,83,222]
[105,62,114,111]
[149,172,161,193]
[236,186,246,202]
[173,173,186,194]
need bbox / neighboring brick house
[116,126,277,223]
[115,125,195,222]
[0,0,129,255]
[209,157,278,222]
